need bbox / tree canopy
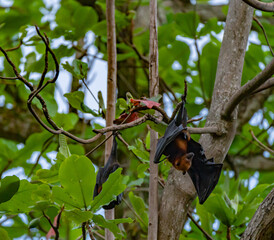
[0,0,273,239]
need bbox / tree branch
[241,0,274,12]
[250,129,274,155]
[251,77,274,95]
[222,57,274,119]
[253,17,274,57]
[241,188,274,240]
[226,155,274,171]
[148,0,159,237]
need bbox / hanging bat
[154,97,223,204]
[93,136,123,209]
[154,98,193,174]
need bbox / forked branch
[222,57,274,119]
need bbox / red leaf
[113,112,139,124]
[130,98,161,109]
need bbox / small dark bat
[154,97,223,204]
[93,136,123,209]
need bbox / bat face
[93,137,123,209]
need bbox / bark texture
[105,0,117,239]
[148,0,159,238]
[158,1,254,239]
[241,188,274,240]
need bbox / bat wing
[154,100,187,163]
[187,138,223,204]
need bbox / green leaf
[90,168,126,212]
[59,134,71,158]
[203,194,235,226]
[200,42,220,99]
[0,180,38,214]
[92,214,132,239]
[98,91,106,116]
[59,155,96,209]
[53,113,78,131]
[128,191,148,230]
[196,204,213,233]
[137,163,149,178]
[52,186,81,210]
[64,209,93,225]
[28,218,41,229]
[244,184,273,203]
[34,169,59,184]
[0,176,20,203]
[0,228,10,240]
[147,121,167,136]
[175,12,199,38]
[64,91,98,115]
[62,59,88,79]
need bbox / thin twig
[253,17,274,57]
[82,222,86,240]
[187,116,203,124]
[187,213,214,240]
[250,129,274,155]
[122,197,147,226]
[42,211,58,240]
[227,226,231,240]
[5,40,23,52]
[28,135,54,177]
[86,222,96,240]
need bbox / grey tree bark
[241,188,274,240]
[158,1,254,239]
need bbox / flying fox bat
[154,97,223,204]
[93,136,123,209]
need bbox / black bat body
[93,137,123,209]
[154,97,223,204]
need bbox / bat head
[173,152,194,172]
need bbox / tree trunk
[241,188,274,240]
[158,1,254,239]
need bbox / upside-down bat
[154,97,223,204]
[93,136,123,209]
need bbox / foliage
[0,0,273,239]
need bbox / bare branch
[250,129,274,155]
[253,17,274,57]
[222,57,274,119]
[188,126,223,135]
[241,0,274,12]
[227,155,274,171]
[251,77,274,95]
[93,114,160,134]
